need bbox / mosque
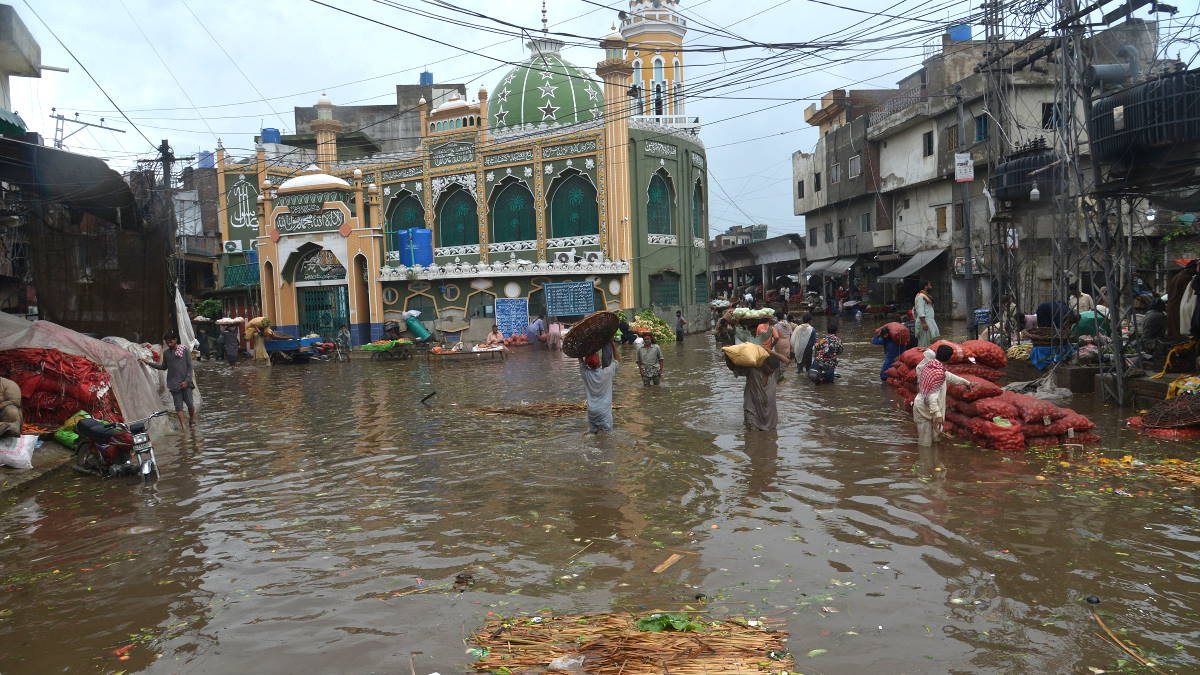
[216,0,709,343]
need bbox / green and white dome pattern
[490,44,603,131]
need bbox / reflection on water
[1,324,1197,674]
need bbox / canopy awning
[822,257,856,276]
[878,248,947,283]
[803,259,833,275]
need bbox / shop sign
[495,298,528,338]
[542,140,597,159]
[431,141,475,168]
[382,166,422,182]
[954,153,974,182]
[484,149,534,166]
[296,248,346,282]
[544,281,595,316]
[275,208,346,235]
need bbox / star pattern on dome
[493,109,509,125]
[539,69,556,81]
[495,87,511,103]
[537,82,558,98]
[538,101,560,121]
[585,86,601,101]
[503,72,516,86]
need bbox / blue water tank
[261,127,282,144]
[399,228,433,267]
[245,249,259,265]
[198,150,215,168]
[419,71,434,85]
[947,24,972,41]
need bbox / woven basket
[562,311,619,358]
[1142,394,1200,429]
[1024,327,1071,346]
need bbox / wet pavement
[1,320,1197,674]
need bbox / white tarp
[0,313,166,422]
[175,286,199,351]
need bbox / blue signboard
[495,298,528,338]
[544,281,595,317]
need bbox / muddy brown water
[1,322,1197,674]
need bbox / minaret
[311,93,342,170]
[621,0,687,116]
[597,27,634,306]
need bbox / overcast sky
[9,0,1190,237]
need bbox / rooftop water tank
[947,24,972,41]
[398,228,433,267]
[261,128,282,144]
[197,150,215,168]
[419,70,434,85]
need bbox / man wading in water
[579,343,618,433]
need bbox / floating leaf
[806,648,828,658]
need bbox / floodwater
[1,321,1198,674]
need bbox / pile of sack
[884,339,1098,450]
[0,348,124,425]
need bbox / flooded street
[1,321,1198,674]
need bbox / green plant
[635,613,703,632]
[194,298,223,321]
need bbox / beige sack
[722,342,769,368]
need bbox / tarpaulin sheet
[0,312,165,422]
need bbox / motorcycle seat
[76,418,121,443]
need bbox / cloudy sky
[9,0,1189,237]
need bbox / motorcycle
[72,410,171,480]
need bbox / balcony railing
[837,235,861,257]
[180,235,220,257]
[223,263,259,288]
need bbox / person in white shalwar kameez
[913,346,972,446]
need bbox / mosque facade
[216,0,708,343]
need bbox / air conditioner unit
[584,251,604,263]
[554,251,573,263]
[223,240,244,253]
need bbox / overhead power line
[18,0,156,149]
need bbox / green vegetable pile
[630,309,675,344]
[635,612,704,632]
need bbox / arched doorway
[287,246,348,338]
[353,254,371,345]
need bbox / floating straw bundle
[468,613,794,674]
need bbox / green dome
[489,38,604,131]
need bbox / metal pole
[956,86,977,337]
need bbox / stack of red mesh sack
[882,339,1098,450]
[0,348,123,425]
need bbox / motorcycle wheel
[72,443,105,476]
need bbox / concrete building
[710,233,805,301]
[283,79,468,159]
[794,20,1165,319]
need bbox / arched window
[673,59,681,82]
[489,179,536,243]
[654,84,664,115]
[436,184,479,248]
[647,170,674,235]
[386,192,424,251]
[691,181,704,239]
[548,171,599,238]
[653,57,664,82]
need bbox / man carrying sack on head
[913,345,972,446]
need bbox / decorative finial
[541,0,548,34]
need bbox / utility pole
[955,85,977,337]
[49,110,125,149]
